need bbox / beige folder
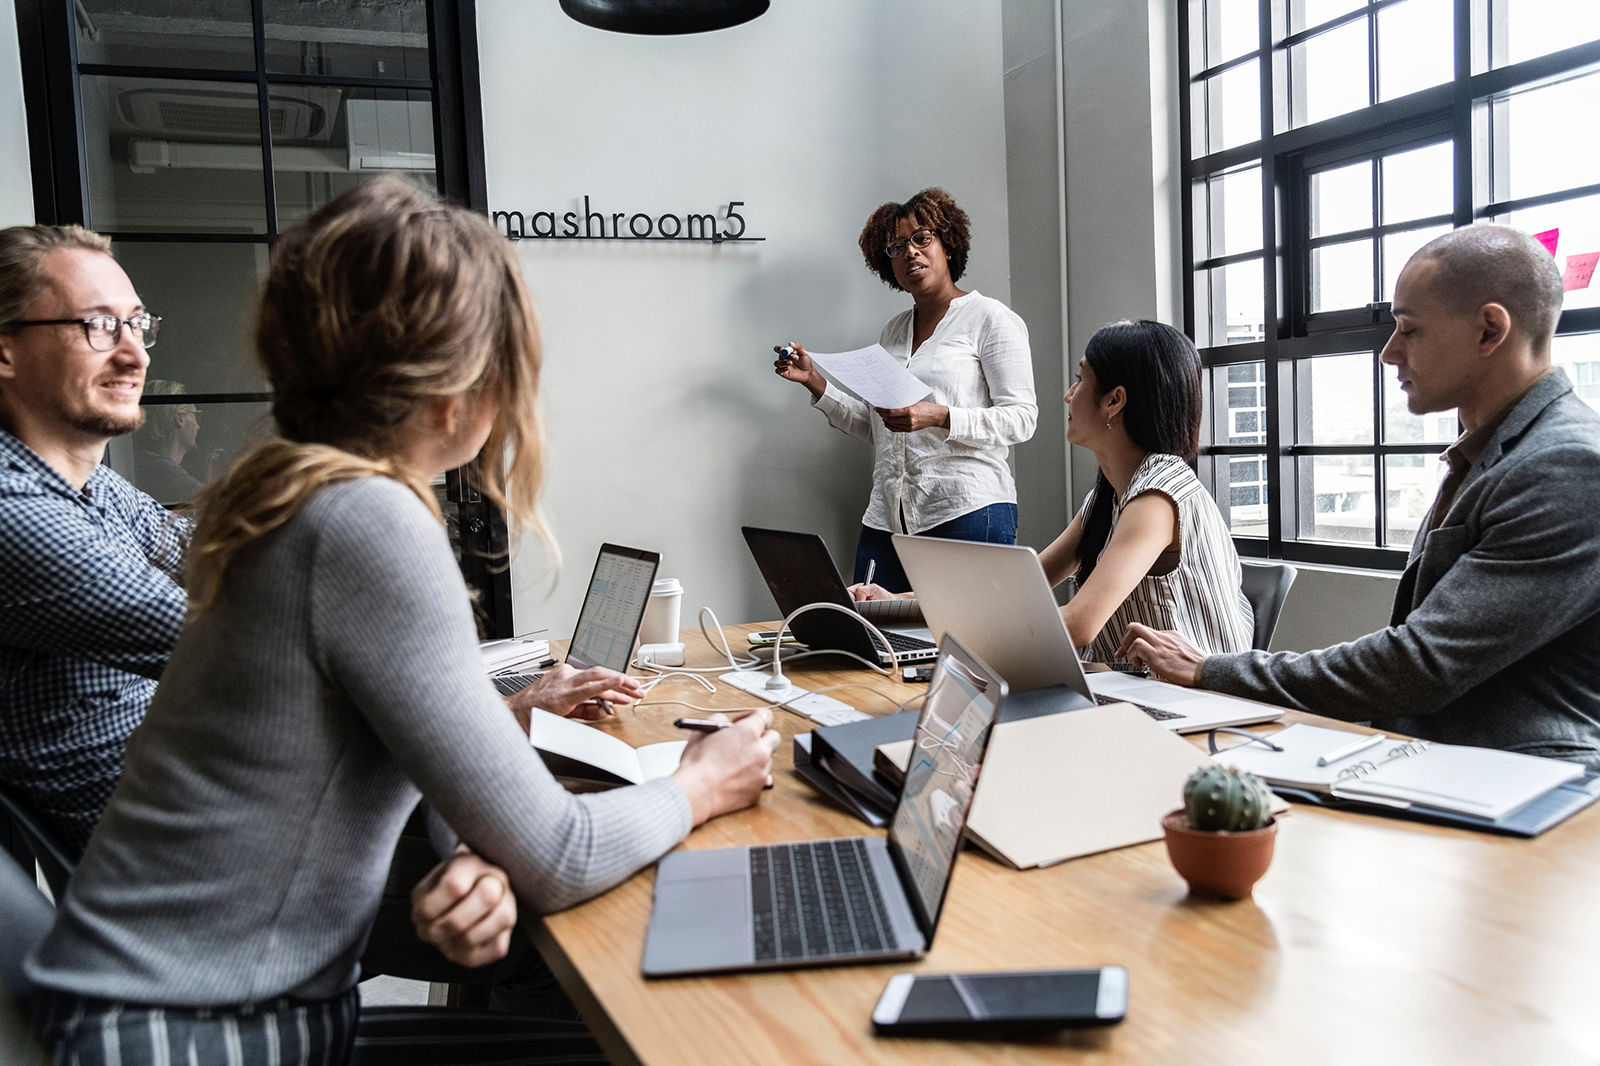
[879,702,1242,869]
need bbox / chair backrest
[1239,561,1298,651]
[0,784,78,903]
[0,846,55,1002]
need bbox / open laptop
[490,543,660,694]
[742,527,937,665]
[893,535,1282,735]
[642,634,1005,976]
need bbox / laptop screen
[565,544,661,672]
[886,639,1002,936]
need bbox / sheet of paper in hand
[809,344,933,410]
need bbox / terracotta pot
[1161,809,1277,900]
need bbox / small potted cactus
[1161,765,1277,899]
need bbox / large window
[1182,0,1600,568]
[14,0,509,635]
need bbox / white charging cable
[768,601,896,689]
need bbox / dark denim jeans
[853,502,1019,593]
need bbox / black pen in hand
[675,717,730,733]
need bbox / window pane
[82,75,268,234]
[1312,237,1375,311]
[112,241,271,395]
[1385,453,1449,547]
[1551,333,1600,413]
[1377,0,1453,103]
[107,400,273,507]
[1214,361,1267,444]
[1216,453,1270,538]
[1206,0,1259,66]
[1294,0,1365,34]
[1383,361,1459,442]
[1493,0,1600,67]
[76,0,256,70]
[1297,353,1374,444]
[1203,166,1263,257]
[1312,159,1373,237]
[1381,224,1451,301]
[1497,70,1600,204]
[1292,17,1370,127]
[273,88,437,227]
[1381,142,1452,225]
[1195,258,1265,346]
[263,0,430,79]
[1297,454,1376,543]
[1507,192,1600,312]
[1195,59,1262,153]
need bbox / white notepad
[525,710,685,787]
[1213,724,1583,822]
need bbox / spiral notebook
[1213,724,1586,823]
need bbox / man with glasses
[0,224,514,967]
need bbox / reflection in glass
[1206,0,1259,66]
[1295,0,1364,34]
[274,88,437,227]
[1312,238,1374,312]
[1493,0,1600,67]
[1499,70,1600,204]
[83,75,270,234]
[1381,142,1452,224]
[1217,361,1267,445]
[1195,259,1265,346]
[1551,333,1600,412]
[1383,362,1458,442]
[1203,166,1262,257]
[264,0,430,78]
[1507,192,1600,313]
[108,399,273,507]
[1293,18,1369,127]
[1223,454,1269,538]
[1312,160,1372,237]
[1385,454,1449,547]
[1377,0,1453,102]
[1382,225,1451,301]
[1298,454,1375,543]
[1297,353,1373,445]
[1196,60,1261,155]
[76,0,256,70]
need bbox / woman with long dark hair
[1038,319,1252,662]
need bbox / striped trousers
[32,988,359,1066]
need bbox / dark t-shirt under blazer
[1203,370,1600,769]
[27,476,693,1006]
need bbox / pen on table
[675,717,731,733]
[1316,732,1386,767]
[864,559,877,590]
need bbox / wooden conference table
[529,623,1600,1066]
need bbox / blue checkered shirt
[0,429,189,853]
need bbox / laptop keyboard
[749,839,900,962]
[492,672,543,696]
[882,631,935,652]
[1095,693,1184,722]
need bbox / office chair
[0,784,78,902]
[1240,561,1298,651]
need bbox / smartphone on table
[746,631,800,646]
[872,967,1127,1036]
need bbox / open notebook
[525,710,685,788]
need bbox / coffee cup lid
[651,577,682,595]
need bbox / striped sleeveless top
[1079,453,1254,663]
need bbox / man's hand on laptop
[1116,624,1206,687]
[673,708,781,825]
[410,845,517,969]
[504,664,646,731]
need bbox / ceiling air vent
[118,89,324,141]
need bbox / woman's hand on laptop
[1116,624,1205,687]
[410,845,518,968]
[673,708,781,825]
[847,583,913,602]
[504,665,646,730]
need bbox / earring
[1104,417,1112,429]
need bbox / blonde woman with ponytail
[26,178,779,1066]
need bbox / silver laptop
[892,535,1282,735]
[642,635,1006,977]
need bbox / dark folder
[809,711,921,815]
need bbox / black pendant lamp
[559,0,769,35]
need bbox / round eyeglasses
[13,313,161,351]
[885,229,937,259]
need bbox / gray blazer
[1204,370,1600,769]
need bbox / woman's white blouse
[811,291,1037,533]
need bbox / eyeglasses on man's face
[886,229,937,259]
[13,313,161,352]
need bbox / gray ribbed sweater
[26,477,692,1005]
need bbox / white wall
[0,0,32,227]
[478,1,1015,634]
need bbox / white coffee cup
[637,577,683,647]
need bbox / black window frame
[1180,0,1600,570]
[11,0,512,637]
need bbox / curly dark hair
[857,188,971,291]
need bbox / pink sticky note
[1563,252,1599,292]
[1535,228,1560,256]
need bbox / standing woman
[775,188,1036,592]
[1039,319,1253,663]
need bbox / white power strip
[719,671,870,726]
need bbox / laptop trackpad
[643,872,751,974]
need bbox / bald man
[1122,225,1600,769]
